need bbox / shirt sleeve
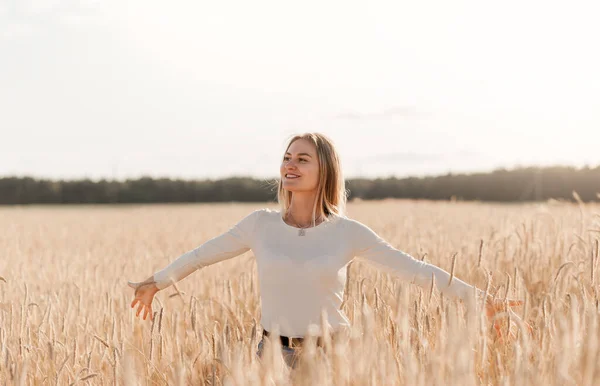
[152,209,264,290]
[349,219,483,302]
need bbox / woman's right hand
[128,278,160,321]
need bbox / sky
[1,0,599,181]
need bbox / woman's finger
[493,320,503,337]
[136,303,144,317]
[143,307,149,320]
[131,299,138,309]
[492,299,524,309]
[508,308,533,334]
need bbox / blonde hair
[277,133,348,225]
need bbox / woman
[128,132,524,368]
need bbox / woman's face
[280,139,320,193]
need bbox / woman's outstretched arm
[150,208,264,290]
[347,218,530,338]
[348,219,483,303]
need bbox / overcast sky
[1,0,599,180]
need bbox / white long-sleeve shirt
[152,208,482,337]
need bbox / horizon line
[2,162,599,183]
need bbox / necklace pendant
[298,229,306,236]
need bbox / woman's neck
[287,191,324,226]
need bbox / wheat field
[1,199,600,385]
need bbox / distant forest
[1,165,599,205]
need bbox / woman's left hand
[485,297,522,317]
[485,297,532,339]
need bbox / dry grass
[1,199,600,385]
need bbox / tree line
[1,165,599,205]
